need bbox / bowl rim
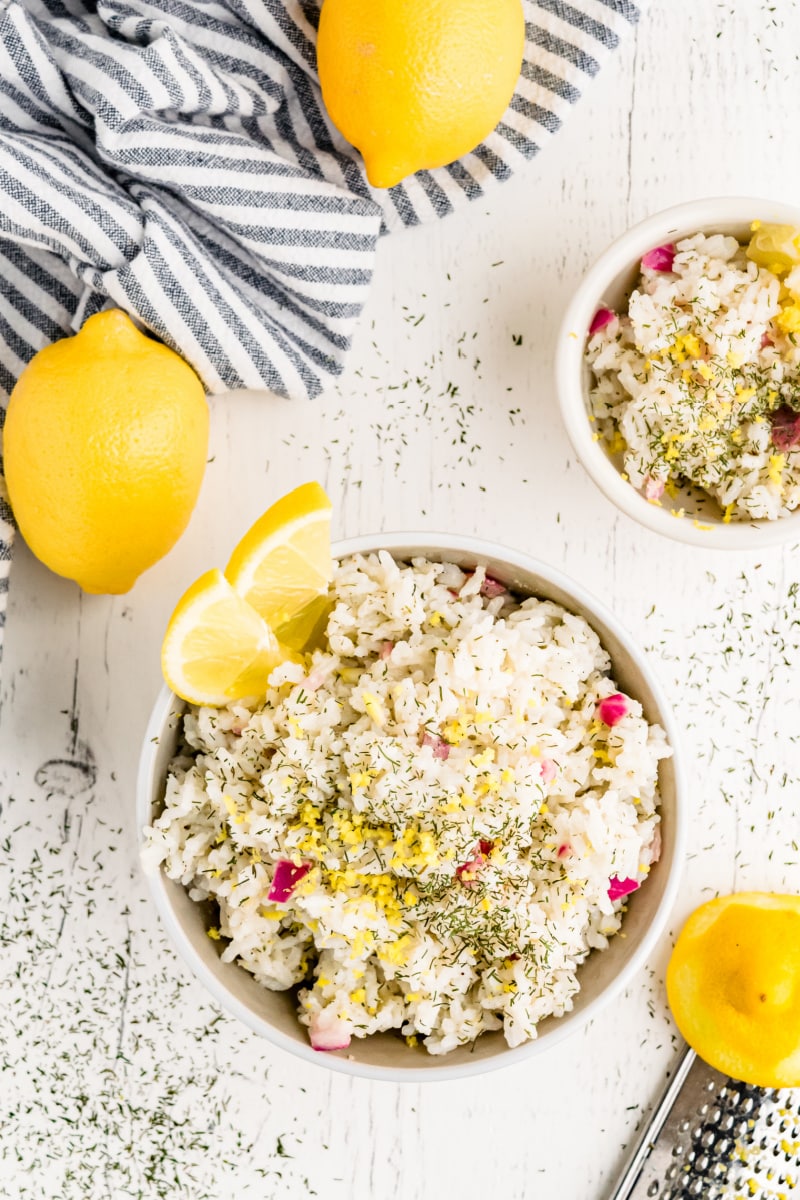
[137,532,688,1081]
[556,194,800,550]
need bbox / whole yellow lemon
[317,0,525,189]
[666,892,800,1088]
[4,310,209,594]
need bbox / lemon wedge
[162,569,285,706]
[224,482,333,630]
[746,223,800,277]
[273,591,335,653]
[666,892,800,1088]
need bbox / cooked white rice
[586,232,800,520]
[143,554,669,1055]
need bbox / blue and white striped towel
[0,0,638,634]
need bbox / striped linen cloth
[0,0,638,639]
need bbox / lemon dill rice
[586,224,800,520]
[145,552,668,1056]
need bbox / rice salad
[144,553,669,1055]
[586,224,800,520]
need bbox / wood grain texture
[2,2,800,1196]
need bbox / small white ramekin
[556,196,800,549]
[138,533,686,1081]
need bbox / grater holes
[618,1062,800,1200]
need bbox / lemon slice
[666,892,800,1088]
[162,568,285,706]
[224,482,333,633]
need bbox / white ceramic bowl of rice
[138,533,686,1081]
[557,196,800,548]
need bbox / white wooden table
[2,4,800,1197]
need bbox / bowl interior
[559,198,800,547]
[140,538,683,1078]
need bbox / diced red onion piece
[557,842,571,859]
[649,825,662,865]
[589,307,615,336]
[608,875,639,902]
[480,574,507,599]
[761,332,774,350]
[598,693,628,727]
[456,858,484,883]
[641,244,675,272]
[644,476,665,501]
[267,859,311,903]
[309,1013,351,1052]
[770,406,800,450]
[379,641,394,660]
[539,758,557,784]
[421,731,450,760]
[456,842,491,885]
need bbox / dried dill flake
[0,798,322,1198]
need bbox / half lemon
[666,891,800,1088]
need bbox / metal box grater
[607,1045,800,1199]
